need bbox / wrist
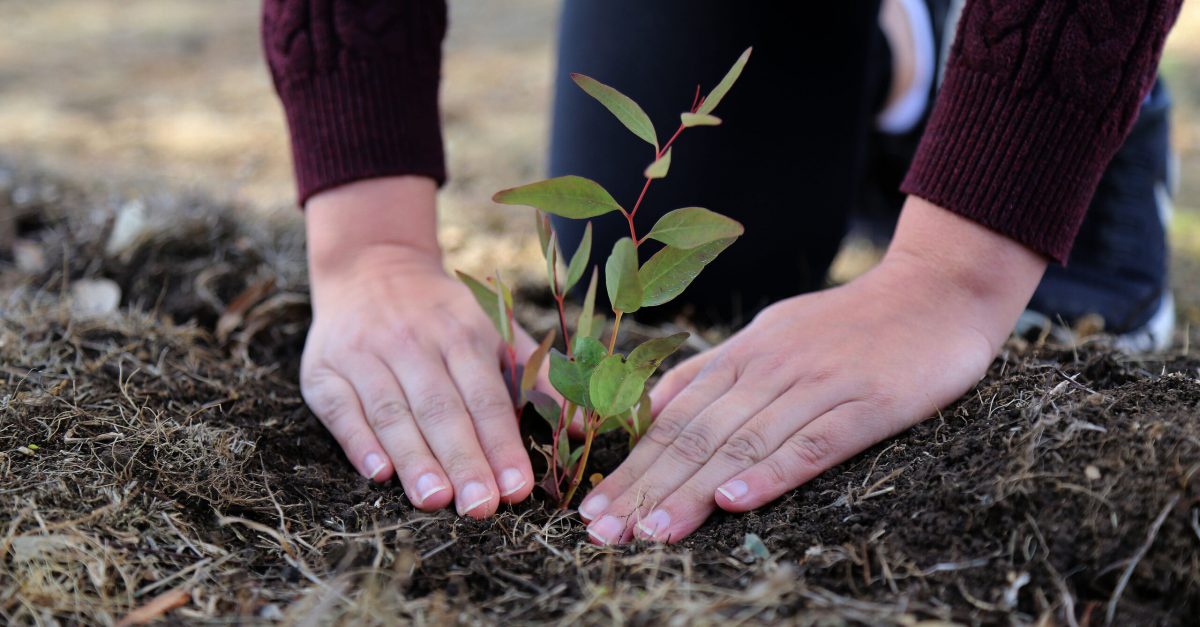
[305,176,442,280]
[873,196,1048,350]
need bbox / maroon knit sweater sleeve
[261,0,448,205]
[902,0,1181,264]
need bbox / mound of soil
[2,165,1199,625]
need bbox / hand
[578,197,1048,544]
[301,177,550,518]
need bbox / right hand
[301,176,546,518]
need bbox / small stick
[1105,493,1179,625]
[116,587,190,626]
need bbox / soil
[3,165,1199,626]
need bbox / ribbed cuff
[277,61,446,206]
[901,67,1122,264]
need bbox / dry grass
[2,164,1198,626]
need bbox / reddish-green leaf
[494,272,512,344]
[680,113,721,127]
[455,270,505,338]
[628,332,689,370]
[638,237,736,307]
[494,176,623,219]
[545,231,560,297]
[565,222,592,293]
[697,47,751,115]
[605,237,642,314]
[644,148,671,179]
[576,268,598,340]
[521,328,556,394]
[525,389,561,431]
[645,207,744,249]
[571,73,658,150]
[535,211,553,254]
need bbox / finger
[514,326,584,437]
[445,339,534,504]
[578,359,735,542]
[337,357,454,510]
[715,401,885,512]
[630,386,848,542]
[648,350,714,416]
[301,370,394,483]
[594,381,781,545]
[385,348,501,519]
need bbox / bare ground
[2,164,1199,625]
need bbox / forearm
[876,195,1048,353]
[305,176,441,284]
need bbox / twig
[1105,493,1179,625]
[116,587,190,626]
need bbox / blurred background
[0,0,1198,336]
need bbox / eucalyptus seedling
[458,47,751,507]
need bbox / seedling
[457,48,750,507]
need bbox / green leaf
[571,73,658,150]
[573,336,608,373]
[525,389,561,431]
[493,175,623,219]
[628,332,689,370]
[535,211,553,255]
[455,270,505,338]
[644,148,671,179]
[696,47,751,115]
[605,237,643,313]
[680,112,721,127]
[589,354,654,418]
[558,435,571,468]
[521,329,556,394]
[597,412,629,435]
[587,314,606,339]
[644,207,744,249]
[495,274,512,344]
[549,349,588,407]
[576,268,598,340]
[567,445,584,471]
[545,231,560,297]
[565,222,592,293]
[639,237,736,307]
[634,388,653,439]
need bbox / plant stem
[560,411,597,508]
[607,311,623,354]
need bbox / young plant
[457,47,751,507]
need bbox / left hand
[578,197,1048,544]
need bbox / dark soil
[3,164,1199,625]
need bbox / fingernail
[414,473,447,505]
[498,468,527,497]
[586,515,624,545]
[635,510,671,540]
[717,479,748,503]
[364,453,388,480]
[578,493,609,521]
[457,481,492,515]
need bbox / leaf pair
[538,214,593,297]
[589,332,689,417]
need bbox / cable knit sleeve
[901,0,1181,263]
[262,0,448,206]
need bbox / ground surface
[3,1,1200,625]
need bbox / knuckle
[783,432,835,470]
[464,389,514,421]
[667,424,718,465]
[366,399,412,432]
[761,456,792,486]
[644,410,688,449]
[719,428,771,466]
[413,392,463,426]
